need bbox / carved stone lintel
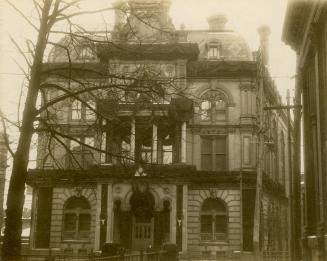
[239,83,256,91]
[190,126,227,135]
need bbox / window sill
[61,239,90,243]
[200,240,229,246]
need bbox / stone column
[94,183,102,250]
[152,124,158,163]
[106,184,114,242]
[170,185,177,243]
[29,188,38,249]
[131,119,136,161]
[252,89,257,115]
[100,131,107,163]
[181,122,187,163]
[182,184,188,252]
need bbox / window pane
[78,214,91,231]
[200,101,211,120]
[215,99,226,110]
[201,215,212,233]
[141,149,152,163]
[72,100,82,120]
[215,111,226,121]
[215,137,226,154]
[201,155,212,171]
[70,138,81,151]
[215,215,227,233]
[64,213,76,231]
[208,47,218,58]
[215,155,226,171]
[85,101,96,120]
[121,140,131,155]
[201,137,212,154]
[84,137,95,148]
[163,145,172,164]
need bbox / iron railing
[92,251,168,261]
[20,250,168,261]
[262,251,290,261]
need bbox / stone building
[283,1,327,261]
[27,0,290,259]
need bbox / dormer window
[207,42,220,59]
[78,46,95,60]
[208,46,219,58]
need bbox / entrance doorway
[132,218,154,250]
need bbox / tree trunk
[2,2,52,260]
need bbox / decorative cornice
[187,61,257,78]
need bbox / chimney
[257,25,271,66]
[207,14,228,31]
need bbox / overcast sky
[0,0,295,121]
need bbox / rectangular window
[201,136,213,170]
[215,137,226,171]
[158,129,174,165]
[141,145,152,163]
[84,137,95,149]
[69,137,95,168]
[85,101,96,120]
[162,145,173,164]
[201,136,227,171]
[208,46,219,58]
[70,138,81,151]
[71,99,96,121]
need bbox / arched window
[200,90,227,122]
[63,196,91,240]
[200,198,228,241]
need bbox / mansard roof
[97,43,199,61]
[187,61,257,78]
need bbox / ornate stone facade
[27,1,290,259]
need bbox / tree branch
[5,0,40,31]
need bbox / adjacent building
[27,0,291,259]
[283,1,327,261]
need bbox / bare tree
[2,1,190,259]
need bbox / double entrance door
[132,218,154,250]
